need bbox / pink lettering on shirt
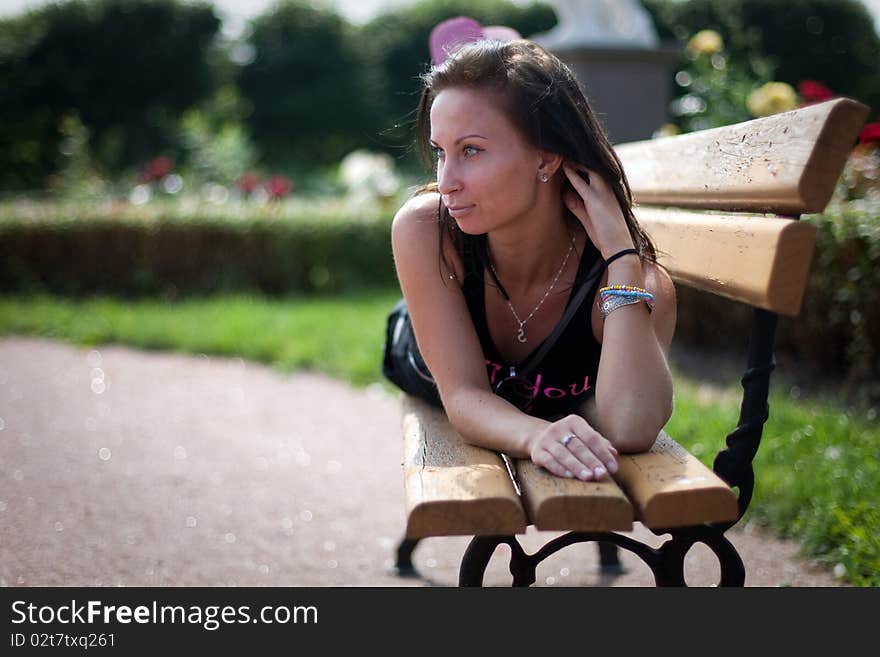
[484,359,591,404]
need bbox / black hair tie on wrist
[604,248,639,268]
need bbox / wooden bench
[392,97,869,586]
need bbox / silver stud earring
[539,173,549,182]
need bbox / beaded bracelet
[601,290,653,300]
[599,284,651,297]
[599,295,647,319]
[598,284,655,316]
[600,284,654,300]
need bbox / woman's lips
[447,205,474,218]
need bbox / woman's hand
[562,162,634,260]
[528,414,619,481]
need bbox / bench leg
[598,541,624,574]
[392,537,421,577]
[654,528,745,586]
[459,535,534,587]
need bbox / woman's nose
[436,161,461,195]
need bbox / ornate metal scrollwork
[458,526,744,587]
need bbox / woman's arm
[561,163,676,453]
[391,194,540,457]
[391,193,618,479]
[593,258,676,452]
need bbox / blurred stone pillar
[531,0,681,144]
[548,45,681,144]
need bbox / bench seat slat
[402,397,737,536]
[514,460,634,532]
[615,432,739,529]
[616,97,868,215]
[402,395,528,538]
[635,207,816,315]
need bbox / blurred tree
[54,112,108,199]
[0,0,222,191]
[179,84,258,187]
[236,1,382,169]
[643,0,880,119]
[358,0,557,168]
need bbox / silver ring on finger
[560,433,576,448]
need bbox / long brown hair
[413,38,656,283]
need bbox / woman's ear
[537,150,564,180]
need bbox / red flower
[860,122,880,145]
[798,80,834,103]
[237,172,260,194]
[265,175,293,199]
[138,156,174,183]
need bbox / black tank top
[460,232,604,421]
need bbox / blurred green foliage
[644,0,880,128]
[0,0,556,189]
[234,0,556,169]
[0,0,222,190]
[236,1,381,169]
[665,29,775,132]
[2,0,878,191]
[798,200,880,391]
[179,86,258,187]
[0,199,398,297]
[55,112,108,199]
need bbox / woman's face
[430,86,544,233]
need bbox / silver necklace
[488,232,576,343]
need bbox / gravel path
[0,337,842,587]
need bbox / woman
[388,38,675,482]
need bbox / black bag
[381,297,443,407]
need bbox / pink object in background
[237,171,260,195]
[482,25,521,42]
[429,16,521,66]
[138,156,174,183]
[860,122,880,145]
[265,175,293,200]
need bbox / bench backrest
[616,98,869,316]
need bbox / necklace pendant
[492,234,575,348]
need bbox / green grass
[1,291,877,585]
[0,290,402,386]
[666,377,879,586]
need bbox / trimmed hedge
[2,200,878,388]
[0,201,398,297]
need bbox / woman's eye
[432,144,479,159]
